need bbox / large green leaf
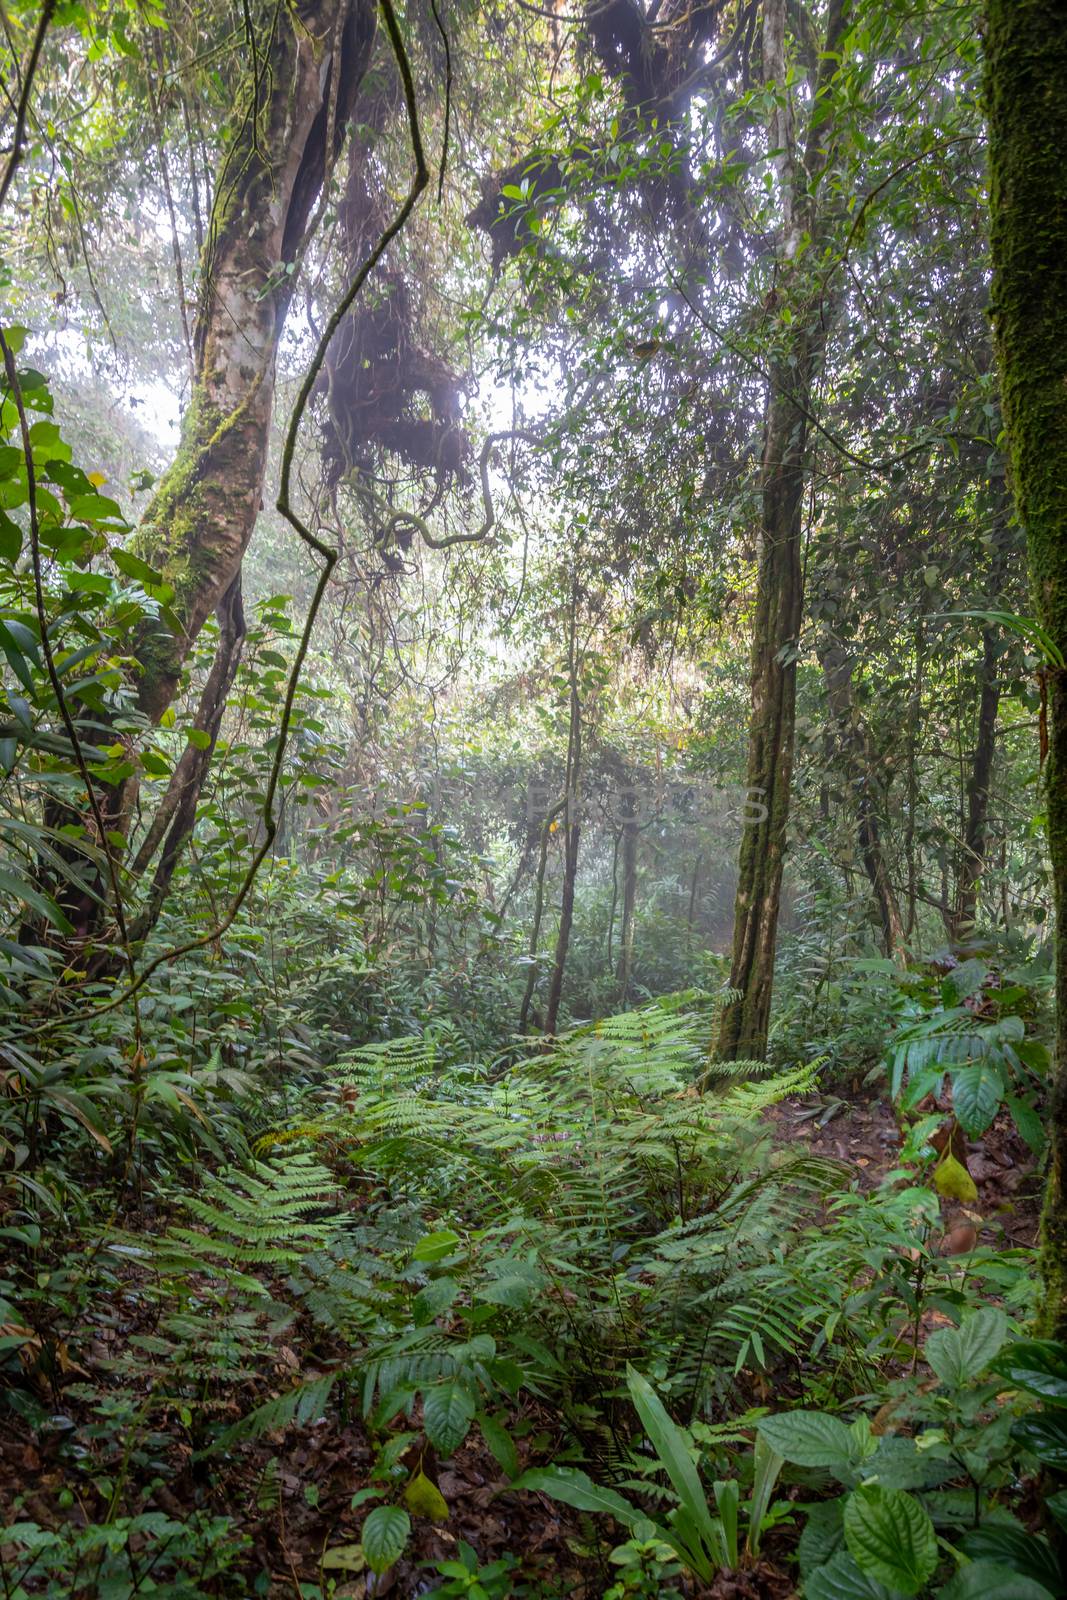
[1011,1412,1067,1469]
[510,1466,640,1527]
[804,1549,906,1600]
[0,866,74,934]
[626,1365,723,1564]
[360,1506,409,1575]
[951,1063,1003,1136]
[422,1381,475,1456]
[798,1498,846,1578]
[925,1308,1008,1388]
[757,1409,856,1474]
[936,1562,1056,1600]
[476,1410,519,1480]
[746,1431,784,1557]
[960,1525,1062,1594]
[843,1486,938,1596]
[991,1339,1067,1404]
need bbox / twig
[0,0,55,210]
[18,0,429,1032]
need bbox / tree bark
[130,0,376,723]
[819,635,906,959]
[544,814,580,1035]
[716,358,809,1058]
[986,0,1067,1338]
[716,0,850,1060]
[544,585,583,1036]
[949,622,1001,940]
[616,786,638,1004]
[128,575,246,941]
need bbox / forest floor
[0,1091,1043,1600]
[764,1087,1042,1252]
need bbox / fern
[109,1150,341,1291]
[261,997,847,1423]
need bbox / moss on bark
[986,0,1067,1337]
[130,0,376,723]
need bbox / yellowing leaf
[403,1469,448,1522]
[321,1544,366,1573]
[934,1152,978,1203]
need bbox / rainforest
[1,1,1067,1596]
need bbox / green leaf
[1003,1094,1045,1155]
[0,622,34,690]
[511,1466,641,1527]
[413,1228,461,1263]
[991,1339,1067,1403]
[413,1278,457,1325]
[27,419,60,450]
[360,1506,409,1575]
[756,1409,856,1473]
[476,1410,519,1480]
[960,1526,1062,1594]
[937,1562,1056,1600]
[925,1308,1008,1387]
[68,493,125,525]
[1011,1412,1067,1469]
[422,1381,475,1456]
[186,727,212,751]
[798,1499,846,1578]
[951,1063,1003,1136]
[843,1486,938,1596]
[803,1549,904,1600]
[0,867,73,933]
[1045,1489,1067,1530]
[746,1430,784,1558]
[626,1365,723,1564]
[1,619,40,660]
[111,547,164,585]
[0,509,21,560]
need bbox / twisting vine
[20,0,429,1031]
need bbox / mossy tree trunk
[716,0,850,1060]
[131,0,376,723]
[717,355,810,1058]
[986,0,1067,1337]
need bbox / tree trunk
[949,622,1001,941]
[986,0,1067,1338]
[131,0,375,723]
[716,0,849,1060]
[819,635,906,959]
[616,787,638,1004]
[517,797,564,1034]
[129,575,246,942]
[716,362,809,1059]
[544,815,580,1036]
[544,585,583,1036]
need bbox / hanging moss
[986,0,1067,1337]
